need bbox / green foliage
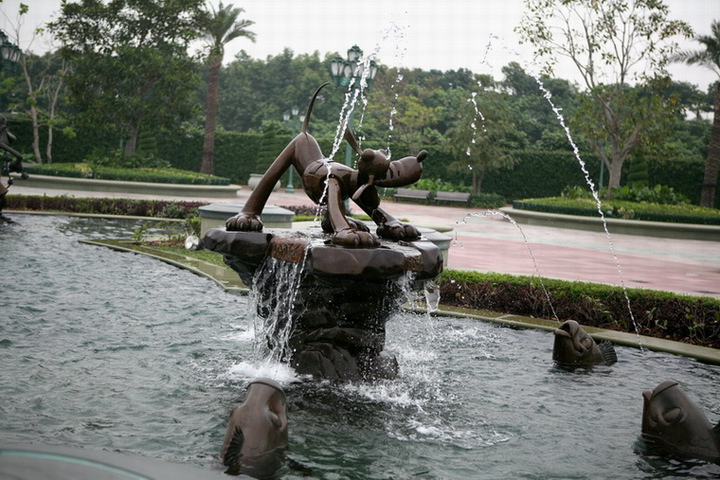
[85,149,172,170]
[439,269,720,349]
[611,184,690,205]
[151,245,227,268]
[443,89,519,194]
[48,0,207,156]
[517,0,693,190]
[412,178,470,193]
[255,121,291,174]
[514,195,720,224]
[136,131,159,158]
[155,128,262,184]
[469,193,506,208]
[626,156,649,187]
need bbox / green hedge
[513,197,720,225]
[439,270,720,349]
[7,116,716,204]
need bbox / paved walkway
[8,183,720,299]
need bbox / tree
[49,0,207,158]
[517,0,692,193]
[443,87,517,194]
[672,20,720,207]
[199,1,255,175]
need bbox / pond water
[1,214,718,479]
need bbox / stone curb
[12,174,242,198]
[501,206,720,242]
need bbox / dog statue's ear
[416,150,428,162]
[343,128,363,155]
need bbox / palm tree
[200,2,256,175]
[673,21,720,208]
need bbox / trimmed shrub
[439,269,720,349]
[513,196,720,225]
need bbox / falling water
[384,23,410,159]
[532,77,642,345]
[249,254,308,363]
[328,52,379,162]
[465,36,495,160]
[456,210,560,322]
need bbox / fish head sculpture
[552,320,617,367]
[221,377,289,477]
[641,380,720,463]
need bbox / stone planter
[248,173,281,192]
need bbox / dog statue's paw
[321,216,370,234]
[347,217,370,232]
[332,228,381,247]
[226,213,263,232]
[376,221,421,241]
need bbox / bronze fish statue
[641,380,720,463]
[552,320,617,367]
[221,378,289,477]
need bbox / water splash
[532,76,642,347]
[457,210,560,322]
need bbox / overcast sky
[2,0,718,90]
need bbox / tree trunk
[21,57,43,163]
[46,63,66,164]
[29,104,42,163]
[200,54,222,175]
[700,83,720,208]
[124,126,138,157]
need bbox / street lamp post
[0,30,21,74]
[0,30,21,112]
[329,45,378,170]
[282,105,303,193]
[329,46,378,210]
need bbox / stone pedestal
[203,226,443,381]
[198,203,294,236]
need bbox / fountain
[203,84,442,381]
[2,36,718,480]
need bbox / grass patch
[149,244,226,267]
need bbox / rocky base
[203,226,443,381]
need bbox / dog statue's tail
[302,82,329,134]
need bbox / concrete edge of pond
[12,173,242,198]
[84,239,720,367]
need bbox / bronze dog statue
[226,83,427,247]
